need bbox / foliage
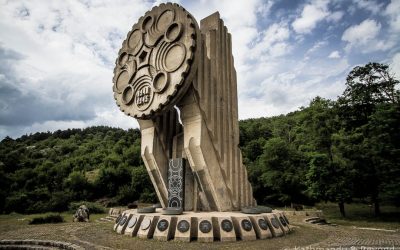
[0,126,152,214]
[29,214,64,224]
[68,201,106,214]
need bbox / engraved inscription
[135,86,151,108]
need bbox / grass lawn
[0,211,329,249]
[315,202,400,230]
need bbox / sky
[0,0,399,139]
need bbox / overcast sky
[0,0,399,139]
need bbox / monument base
[113,209,291,242]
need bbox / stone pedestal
[153,216,177,241]
[249,215,273,239]
[197,217,214,242]
[174,217,194,242]
[124,215,143,237]
[231,216,256,241]
[265,214,284,237]
[212,216,236,242]
[137,216,159,239]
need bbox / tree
[338,62,399,129]
[336,62,400,216]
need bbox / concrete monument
[112,3,290,241]
[113,2,255,212]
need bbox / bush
[69,201,106,214]
[29,214,64,224]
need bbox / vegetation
[29,214,64,224]
[0,62,399,217]
[0,126,156,214]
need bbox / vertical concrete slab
[116,214,133,234]
[232,216,256,241]
[249,215,273,239]
[174,217,194,242]
[124,215,144,237]
[275,213,290,234]
[212,216,236,242]
[113,214,122,231]
[264,214,284,237]
[137,215,159,239]
[197,217,214,242]
[153,216,177,241]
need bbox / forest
[0,62,399,217]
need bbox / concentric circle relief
[112,3,199,119]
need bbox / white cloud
[385,0,400,32]
[249,22,291,59]
[342,19,381,49]
[328,50,340,59]
[0,0,398,140]
[354,0,384,15]
[327,11,344,22]
[391,52,400,80]
[292,0,330,34]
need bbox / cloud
[385,0,400,32]
[354,0,384,15]
[328,50,340,59]
[342,19,381,48]
[327,11,344,22]
[0,0,151,139]
[292,0,330,34]
[249,22,291,60]
[0,0,398,140]
[391,52,400,79]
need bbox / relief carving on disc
[112,3,200,119]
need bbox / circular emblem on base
[157,219,169,232]
[177,220,190,233]
[283,214,290,224]
[279,216,287,226]
[127,216,137,228]
[115,214,122,224]
[221,219,233,232]
[241,219,253,231]
[141,218,152,230]
[119,215,127,226]
[199,220,212,233]
[258,219,269,230]
[113,3,200,119]
[271,218,280,229]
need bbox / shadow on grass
[316,202,400,229]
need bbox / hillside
[1,63,399,216]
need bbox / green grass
[315,202,400,230]
[0,212,108,227]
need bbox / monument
[112,3,291,241]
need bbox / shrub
[29,214,64,224]
[69,201,106,214]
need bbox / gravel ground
[0,213,399,249]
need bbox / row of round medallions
[114,212,291,241]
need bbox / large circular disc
[112,3,200,119]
